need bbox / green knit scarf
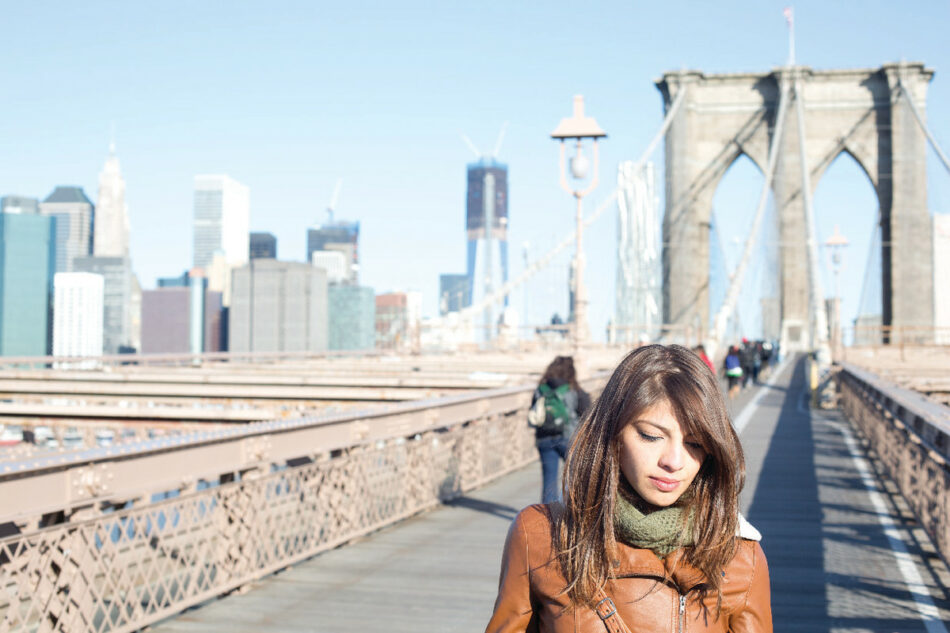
[614,482,694,558]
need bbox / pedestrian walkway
[153,358,950,632]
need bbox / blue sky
[2,1,948,341]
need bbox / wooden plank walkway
[152,358,950,632]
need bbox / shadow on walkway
[746,358,830,632]
[445,495,520,521]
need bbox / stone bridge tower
[657,62,935,349]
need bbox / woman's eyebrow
[634,419,673,434]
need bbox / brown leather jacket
[486,505,772,633]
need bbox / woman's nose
[659,442,684,471]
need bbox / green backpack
[528,383,574,433]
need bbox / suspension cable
[709,75,792,357]
[634,87,687,168]
[898,80,950,176]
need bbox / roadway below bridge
[151,357,950,632]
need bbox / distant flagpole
[784,6,795,66]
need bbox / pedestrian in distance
[738,338,757,389]
[692,344,716,375]
[487,344,772,633]
[527,356,591,504]
[723,345,743,400]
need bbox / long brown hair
[539,355,579,390]
[555,344,744,609]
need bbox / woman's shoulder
[513,503,557,532]
[514,503,556,528]
[721,515,766,578]
[724,520,767,583]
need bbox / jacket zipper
[678,594,686,633]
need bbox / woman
[487,345,771,632]
[531,356,591,504]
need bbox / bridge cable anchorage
[794,74,831,365]
[443,88,687,330]
[898,80,950,176]
[707,75,792,360]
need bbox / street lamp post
[551,95,607,362]
[824,225,849,361]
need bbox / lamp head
[570,146,590,179]
[550,95,607,140]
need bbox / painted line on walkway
[732,358,791,435]
[824,415,948,632]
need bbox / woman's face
[618,399,706,508]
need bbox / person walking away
[759,341,773,380]
[487,344,772,632]
[527,356,591,503]
[723,345,743,400]
[738,338,757,388]
[751,341,763,383]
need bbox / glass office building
[0,214,55,355]
[72,256,132,354]
[328,285,375,350]
[250,232,277,259]
[39,186,94,273]
[193,175,249,270]
[465,159,509,338]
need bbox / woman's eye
[686,441,705,451]
[638,431,662,442]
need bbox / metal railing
[0,374,607,633]
[838,363,950,563]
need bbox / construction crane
[325,178,342,225]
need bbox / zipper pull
[679,594,686,614]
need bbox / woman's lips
[648,476,680,493]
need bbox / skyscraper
[53,272,104,361]
[94,142,130,256]
[229,260,328,353]
[193,175,249,270]
[141,270,223,354]
[249,232,277,259]
[328,285,375,350]
[39,186,94,273]
[307,221,359,284]
[311,250,347,284]
[439,273,470,315]
[466,159,509,335]
[72,256,132,354]
[0,214,55,355]
[1,196,38,215]
[141,287,190,354]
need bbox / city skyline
[2,2,950,339]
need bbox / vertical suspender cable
[709,77,792,358]
[794,75,831,362]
